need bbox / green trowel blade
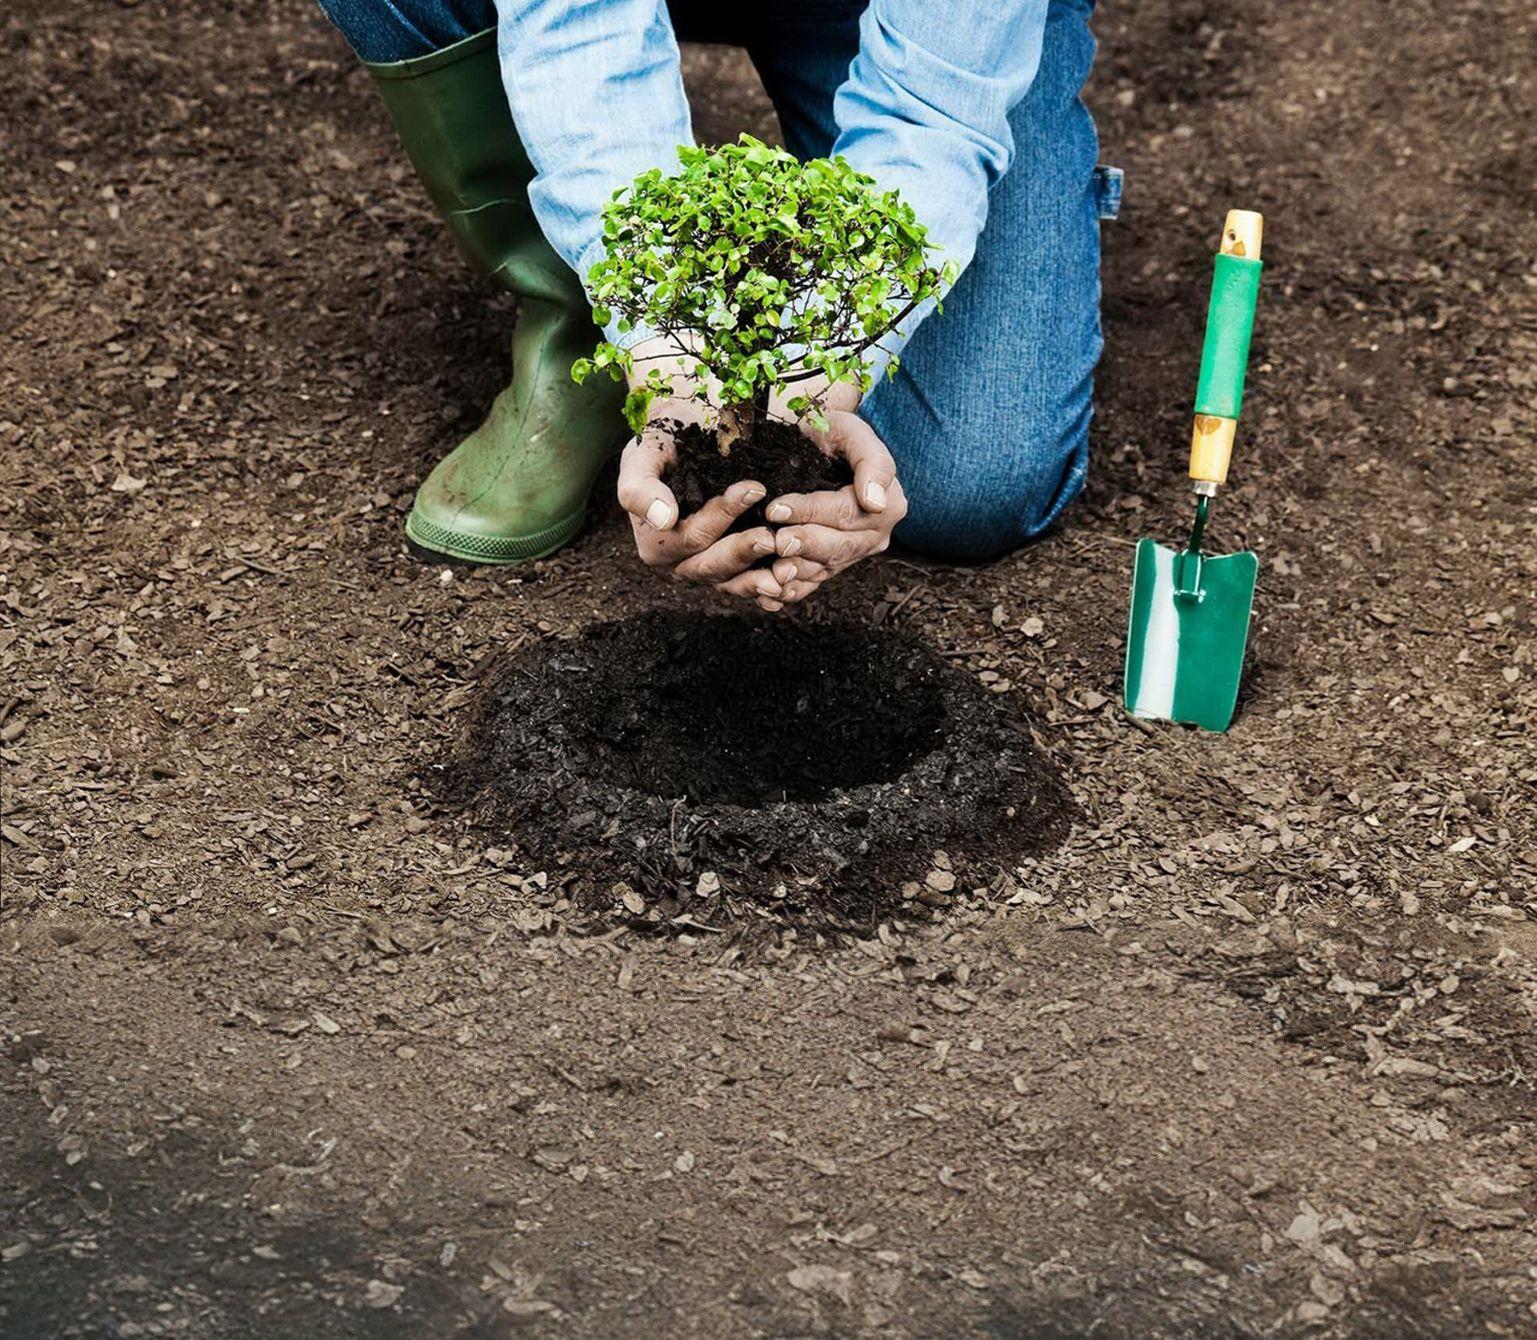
[1123,537,1257,732]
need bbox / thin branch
[772,292,927,385]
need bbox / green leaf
[589,132,954,421]
[623,387,654,436]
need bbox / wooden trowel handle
[1190,209,1264,490]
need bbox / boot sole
[404,503,586,565]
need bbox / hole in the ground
[441,611,1075,929]
[578,615,946,805]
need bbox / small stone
[364,1280,404,1309]
[1310,1272,1345,1307]
[787,1264,853,1306]
[1286,1209,1320,1244]
[925,870,956,894]
[504,1299,555,1319]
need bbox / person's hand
[614,340,903,612]
[614,338,788,610]
[761,408,907,606]
[616,396,789,611]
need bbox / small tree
[573,135,955,452]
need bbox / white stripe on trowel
[1134,589,1180,720]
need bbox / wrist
[626,335,706,399]
[822,380,862,414]
[769,375,861,424]
[645,394,710,430]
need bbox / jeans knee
[894,413,1090,560]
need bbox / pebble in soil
[442,611,1075,928]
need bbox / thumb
[817,410,897,515]
[617,425,680,530]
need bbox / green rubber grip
[1194,253,1263,420]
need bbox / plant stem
[717,400,755,455]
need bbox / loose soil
[669,417,849,527]
[442,611,1072,926]
[3,1,1536,1337]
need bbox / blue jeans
[317,0,1114,558]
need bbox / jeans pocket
[1094,165,1124,221]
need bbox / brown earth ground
[3,1,1536,1336]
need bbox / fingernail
[752,537,775,556]
[781,536,802,557]
[766,503,791,523]
[742,486,766,504]
[645,500,673,530]
[762,581,782,598]
[761,599,783,612]
[864,481,887,511]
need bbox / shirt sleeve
[830,0,1050,378]
[494,0,694,347]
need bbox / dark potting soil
[669,418,850,527]
[441,611,1075,928]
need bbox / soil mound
[670,418,851,530]
[442,612,1074,927]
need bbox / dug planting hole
[441,612,1074,929]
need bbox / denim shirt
[495,0,1049,368]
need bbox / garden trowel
[1124,209,1264,732]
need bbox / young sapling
[572,136,955,469]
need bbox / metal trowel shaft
[1186,493,1211,556]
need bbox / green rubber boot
[365,30,625,563]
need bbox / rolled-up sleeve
[831,0,1050,374]
[494,0,693,328]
